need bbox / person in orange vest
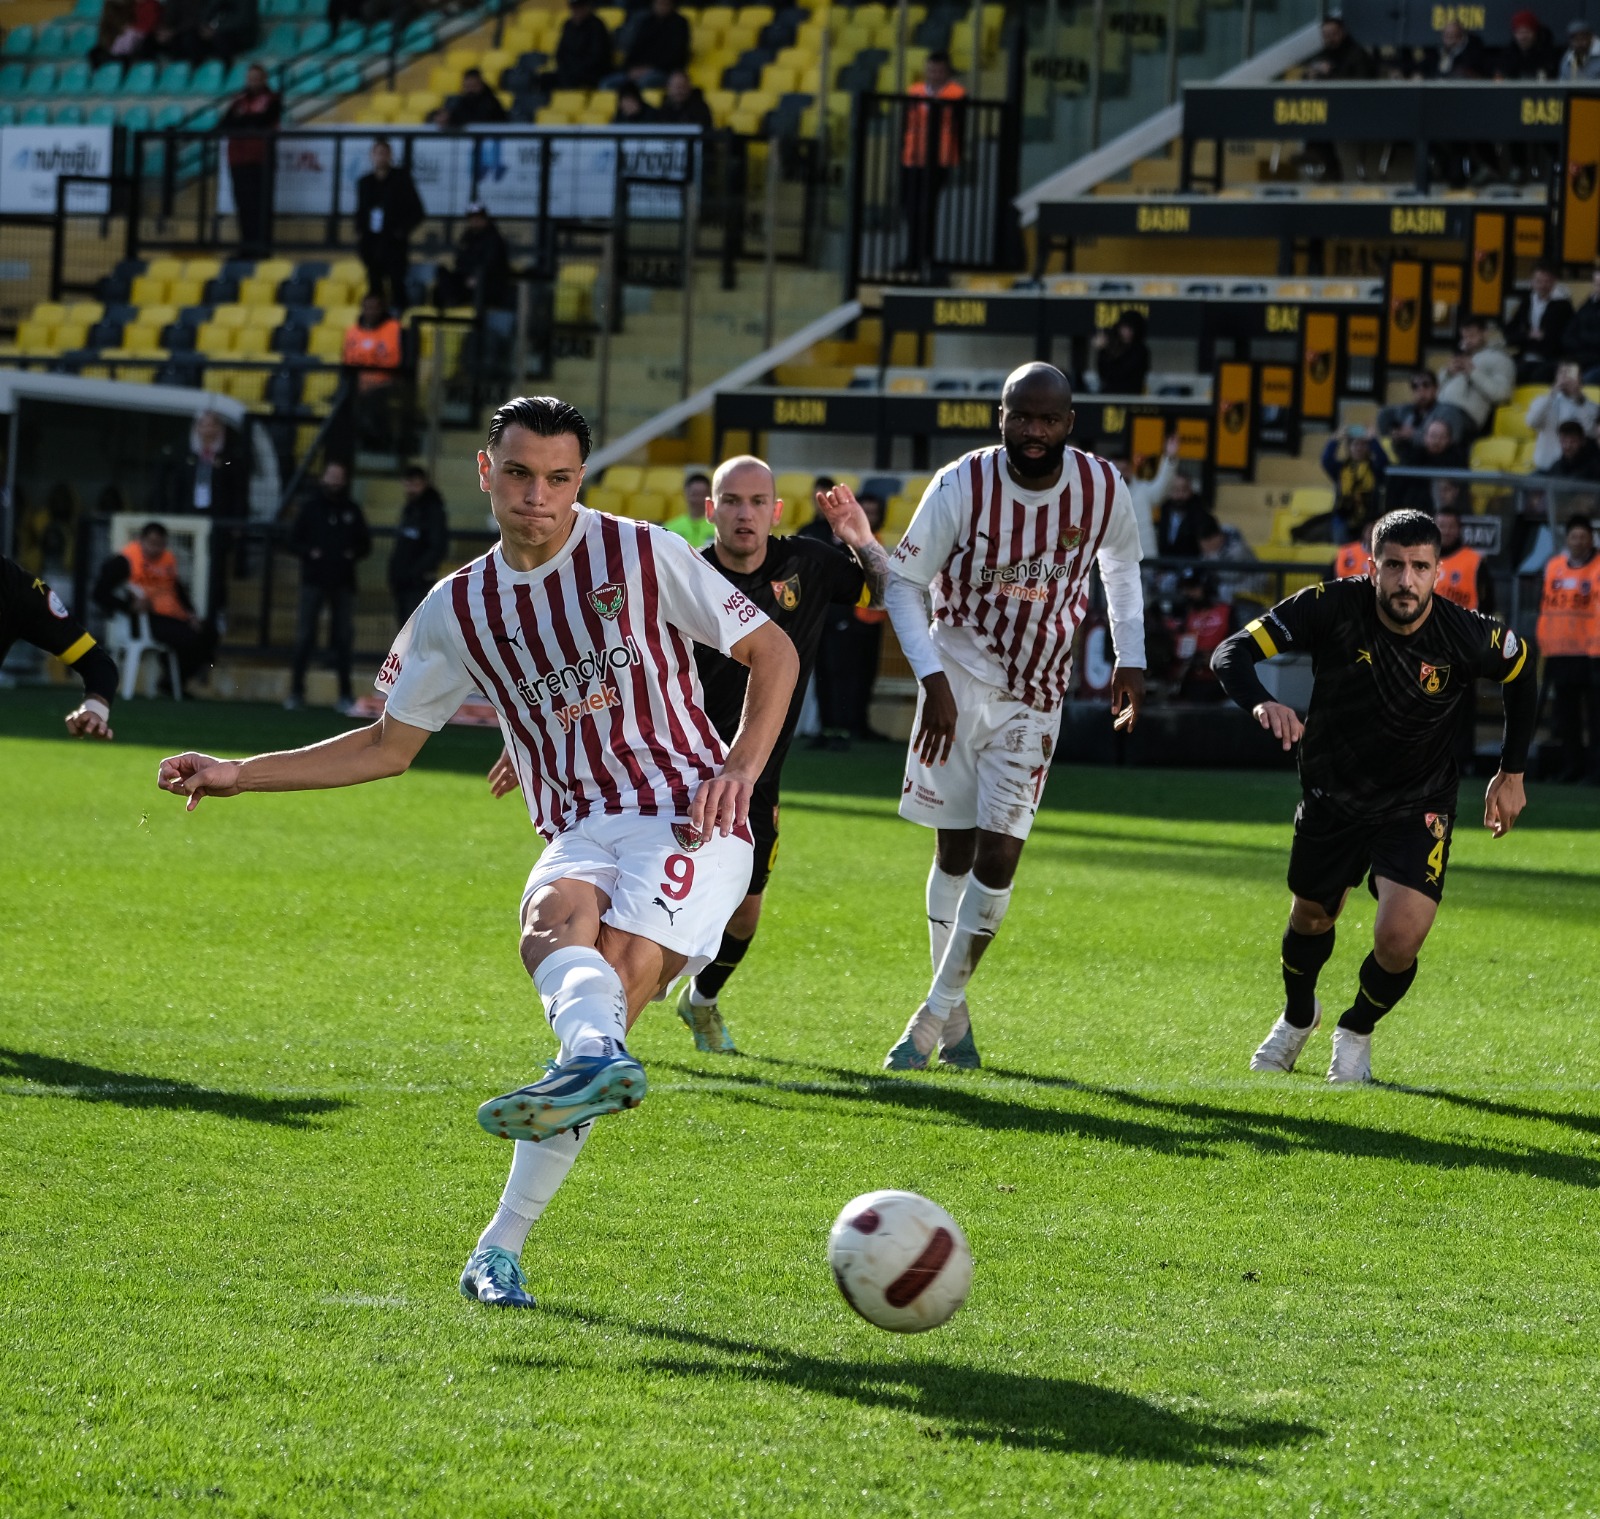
[1333,520,1373,579]
[1433,506,1494,613]
[898,51,965,274]
[1536,512,1600,782]
[343,293,404,450]
[91,521,216,693]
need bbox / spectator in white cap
[1560,17,1600,78]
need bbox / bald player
[882,362,1147,1070]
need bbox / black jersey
[1228,578,1529,818]
[0,554,118,702]
[696,534,866,790]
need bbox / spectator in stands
[1195,513,1263,606]
[1505,261,1573,383]
[92,521,216,694]
[91,0,159,66]
[355,139,424,311]
[808,490,889,745]
[1091,310,1151,396]
[1434,505,1495,614]
[220,62,281,253]
[149,410,249,519]
[388,465,449,626]
[613,80,655,123]
[662,471,714,547]
[1334,520,1374,579]
[898,51,965,274]
[1435,317,1515,442]
[1528,362,1599,471]
[434,203,514,311]
[1301,12,1375,180]
[1155,471,1208,557]
[1540,420,1600,485]
[1377,370,1441,452]
[1498,9,1561,77]
[435,67,509,127]
[1393,416,1468,510]
[158,0,256,62]
[1537,513,1600,781]
[1317,424,1387,540]
[1430,17,1491,76]
[1561,266,1600,382]
[656,69,713,129]
[343,294,404,450]
[1559,18,1600,79]
[1113,435,1180,559]
[545,0,614,92]
[286,461,370,714]
[1167,566,1234,702]
[611,0,690,88]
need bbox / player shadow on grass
[654,1059,1600,1189]
[1382,1083,1600,1139]
[0,1048,349,1128]
[515,1312,1316,1462]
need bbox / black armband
[1211,625,1277,715]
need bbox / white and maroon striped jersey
[887,445,1145,709]
[377,507,768,841]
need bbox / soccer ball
[826,1189,973,1333]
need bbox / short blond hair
[711,454,775,499]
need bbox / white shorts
[520,812,753,976]
[899,660,1062,840]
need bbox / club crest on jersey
[1425,812,1449,840]
[1419,661,1450,694]
[589,582,625,620]
[1059,525,1083,552]
[770,574,801,612]
[671,822,706,852]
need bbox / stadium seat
[1470,436,1518,473]
[627,492,670,523]
[3,26,34,56]
[601,465,644,495]
[122,59,157,93]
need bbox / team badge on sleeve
[1419,662,1449,694]
[589,583,626,620]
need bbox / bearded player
[882,362,1147,1070]
[1212,508,1534,1083]
[158,396,798,1308]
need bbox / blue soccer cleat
[938,1028,981,1070]
[459,1245,537,1309]
[885,1003,944,1070]
[477,1051,647,1142]
[675,980,738,1054]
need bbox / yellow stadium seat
[702,5,736,31]
[761,64,801,93]
[643,466,687,495]
[245,303,287,330]
[129,275,168,307]
[64,300,103,326]
[31,301,69,327]
[212,304,250,328]
[596,7,624,31]
[232,327,270,357]
[882,495,915,543]
[113,363,159,383]
[254,257,295,285]
[117,322,166,355]
[195,322,235,355]
[1494,404,1535,440]
[313,276,353,309]
[220,369,269,406]
[627,491,669,523]
[1470,435,1518,472]
[237,276,278,306]
[166,278,204,308]
[405,90,444,118]
[364,90,403,121]
[549,89,590,115]
[15,320,55,353]
[601,466,644,494]
[585,486,626,515]
[308,326,345,362]
[322,305,360,331]
[144,256,184,284]
[54,321,90,350]
[182,256,222,284]
[1513,438,1539,472]
[302,370,341,412]
[426,65,459,94]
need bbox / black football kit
[0,554,119,708]
[696,534,866,893]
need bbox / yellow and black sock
[1337,953,1418,1036]
[1281,925,1336,1029]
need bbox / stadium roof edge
[1014,19,1323,228]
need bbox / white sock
[928,878,1012,1016]
[476,1123,592,1256]
[533,946,628,1059]
[927,863,966,977]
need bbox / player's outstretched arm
[157,710,433,812]
[692,621,799,840]
[815,484,891,606]
[1482,632,1536,838]
[1211,621,1303,750]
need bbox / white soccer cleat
[1327,1026,1373,1084]
[1249,998,1321,1073]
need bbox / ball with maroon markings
[826,1190,972,1333]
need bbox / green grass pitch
[2,690,1598,1517]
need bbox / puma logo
[652,896,682,924]
[495,628,524,650]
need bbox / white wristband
[80,697,110,721]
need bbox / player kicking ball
[882,362,1147,1070]
[1211,508,1534,1083]
[158,397,797,1308]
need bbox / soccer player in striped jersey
[157,397,798,1308]
[882,363,1147,1069]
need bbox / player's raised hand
[814,483,873,547]
[915,671,958,766]
[487,747,518,799]
[157,752,242,811]
[64,700,113,741]
[1483,770,1526,839]
[689,769,753,840]
[1252,701,1304,751]
[1111,667,1145,733]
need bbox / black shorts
[1287,794,1454,917]
[746,781,780,896]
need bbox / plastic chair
[105,613,182,701]
[122,59,157,93]
[22,62,58,95]
[58,59,91,92]
[20,105,51,125]
[155,59,192,93]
